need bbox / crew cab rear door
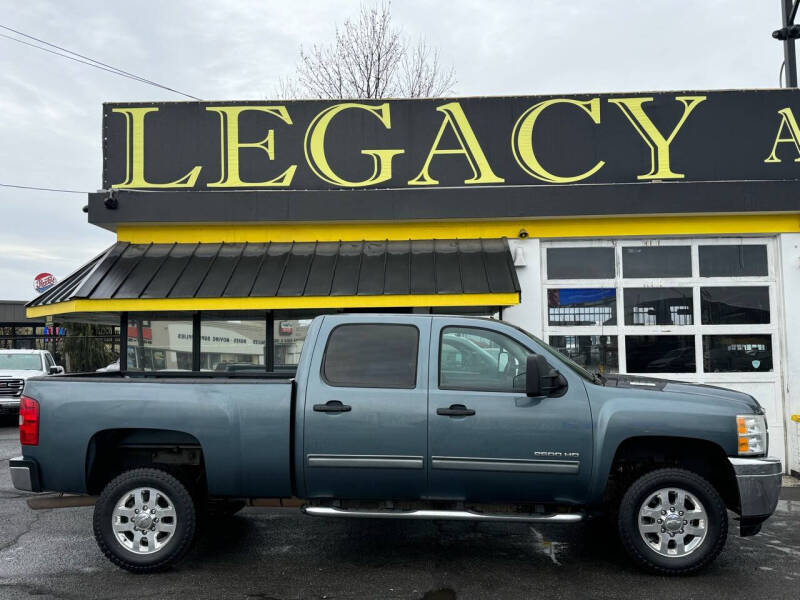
[427,317,593,504]
[302,315,430,500]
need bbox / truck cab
[298,315,594,504]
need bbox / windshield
[501,321,600,383]
[0,353,42,371]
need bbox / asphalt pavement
[1,418,799,600]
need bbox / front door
[303,316,430,500]
[427,318,593,504]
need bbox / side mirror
[525,354,563,397]
[49,365,64,375]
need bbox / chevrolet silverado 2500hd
[9,314,781,574]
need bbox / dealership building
[26,89,800,473]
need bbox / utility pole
[774,0,800,87]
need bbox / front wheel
[617,468,728,575]
[93,468,197,573]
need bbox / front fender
[587,389,739,504]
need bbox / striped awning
[27,239,520,317]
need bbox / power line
[0,183,89,194]
[0,25,201,100]
[0,24,159,87]
[0,33,156,87]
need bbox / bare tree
[275,2,455,99]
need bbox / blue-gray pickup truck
[9,314,782,574]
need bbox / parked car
[9,314,781,575]
[0,349,63,416]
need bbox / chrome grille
[0,379,24,398]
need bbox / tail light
[19,395,39,446]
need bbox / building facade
[27,90,800,473]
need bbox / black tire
[93,468,197,573]
[617,468,728,575]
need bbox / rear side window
[322,324,419,389]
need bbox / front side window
[322,324,419,388]
[440,326,531,392]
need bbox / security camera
[518,229,529,239]
[104,190,118,210]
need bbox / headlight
[737,414,767,456]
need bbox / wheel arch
[86,428,206,496]
[601,435,739,512]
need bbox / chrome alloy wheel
[111,487,177,555]
[638,487,708,558]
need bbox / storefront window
[626,335,696,373]
[127,317,192,371]
[700,287,770,325]
[549,335,618,375]
[546,247,615,279]
[699,244,767,277]
[547,289,616,326]
[624,288,693,326]
[273,319,312,369]
[703,335,772,372]
[622,246,691,278]
[200,318,267,372]
[543,240,776,379]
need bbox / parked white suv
[0,349,63,415]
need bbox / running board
[302,506,583,523]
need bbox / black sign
[103,89,800,192]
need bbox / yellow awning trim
[116,213,800,244]
[26,293,520,318]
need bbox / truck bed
[21,373,296,498]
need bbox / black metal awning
[28,239,520,309]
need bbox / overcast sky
[0,0,787,300]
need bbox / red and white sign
[33,272,57,293]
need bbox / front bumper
[9,457,41,492]
[729,456,782,536]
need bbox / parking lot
[1,419,799,600]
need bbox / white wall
[779,233,800,474]
[503,238,542,336]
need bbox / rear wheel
[618,468,727,575]
[93,468,197,573]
